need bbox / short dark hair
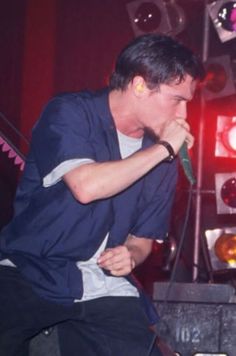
[109,34,205,91]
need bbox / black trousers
[0,266,162,356]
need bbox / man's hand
[97,235,153,276]
[157,117,194,154]
[97,245,135,276]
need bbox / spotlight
[207,0,236,43]
[165,0,186,35]
[194,354,227,356]
[126,0,186,36]
[215,116,236,158]
[215,232,236,264]
[205,227,236,270]
[203,55,236,100]
[215,172,236,214]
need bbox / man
[0,34,204,356]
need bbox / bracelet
[158,140,176,162]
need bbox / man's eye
[174,99,182,104]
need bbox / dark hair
[109,34,205,90]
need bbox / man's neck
[109,89,144,139]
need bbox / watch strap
[158,140,176,162]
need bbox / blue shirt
[0,88,178,304]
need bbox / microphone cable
[146,182,194,356]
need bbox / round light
[227,125,236,150]
[222,123,236,153]
[205,63,227,93]
[134,2,162,32]
[217,2,236,32]
[165,2,186,35]
[214,233,236,264]
[221,177,236,207]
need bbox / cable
[0,130,26,160]
[163,183,194,299]
[146,183,194,356]
[0,112,30,145]
[147,331,158,356]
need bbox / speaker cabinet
[153,282,236,356]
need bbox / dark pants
[0,266,162,356]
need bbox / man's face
[137,74,197,136]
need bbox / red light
[221,177,236,207]
[204,63,227,93]
[222,123,236,153]
[215,116,236,158]
[228,125,236,150]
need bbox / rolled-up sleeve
[31,95,96,180]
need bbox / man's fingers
[97,246,134,276]
[185,133,194,149]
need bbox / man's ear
[132,76,148,97]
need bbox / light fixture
[164,0,186,35]
[126,0,186,37]
[205,227,236,270]
[193,352,227,356]
[207,0,236,43]
[215,116,236,158]
[203,55,236,101]
[215,172,236,214]
[215,232,236,265]
[194,353,227,356]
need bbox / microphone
[178,142,196,185]
[144,127,196,184]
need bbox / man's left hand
[97,246,135,276]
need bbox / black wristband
[158,140,176,162]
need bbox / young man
[0,34,204,355]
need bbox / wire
[146,331,158,356]
[0,130,26,160]
[0,112,30,145]
[164,183,194,299]
[146,183,194,356]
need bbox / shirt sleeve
[131,160,178,241]
[43,158,94,187]
[31,95,96,180]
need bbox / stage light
[215,116,236,213]
[221,120,236,153]
[215,116,236,158]
[215,172,236,214]
[165,0,186,35]
[126,0,186,37]
[205,227,236,270]
[126,0,171,35]
[193,352,227,356]
[207,0,236,43]
[203,55,236,101]
[215,232,236,264]
[221,176,236,207]
[194,353,227,356]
